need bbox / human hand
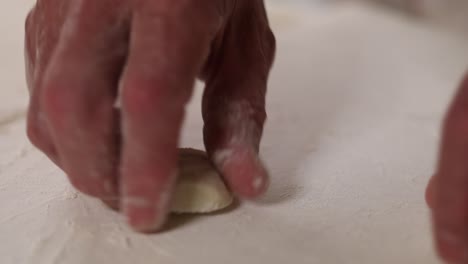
[426,73,468,263]
[25,0,275,232]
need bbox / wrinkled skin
[26,0,468,259]
[25,0,275,232]
[427,75,468,263]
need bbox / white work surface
[2,1,468,264]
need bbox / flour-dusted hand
[426,73,468,263]
[25,0,275,232]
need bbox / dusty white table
[2,1,467,263]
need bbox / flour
[1,2,465,263]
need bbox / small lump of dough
[170,148,234,213]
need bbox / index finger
[119,3,220,232]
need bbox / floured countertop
[2,1,468,264]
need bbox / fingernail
[213,147,269,198]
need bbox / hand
[427,73,468,262]
[25,0,275,232]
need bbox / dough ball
[170,148,234,213]
[101,149,233,214]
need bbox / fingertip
[213,147,269,199]
[122,196,170,233]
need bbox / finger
[203,1,276,198]
[120,4,218,232]
[433,75,468,263]
[25,3,62,166]
[41,0,127,198]
[203,94,269,198]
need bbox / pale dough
[113,99,233,213]
[171,148,234,213]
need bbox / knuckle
[121,78,183,115]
